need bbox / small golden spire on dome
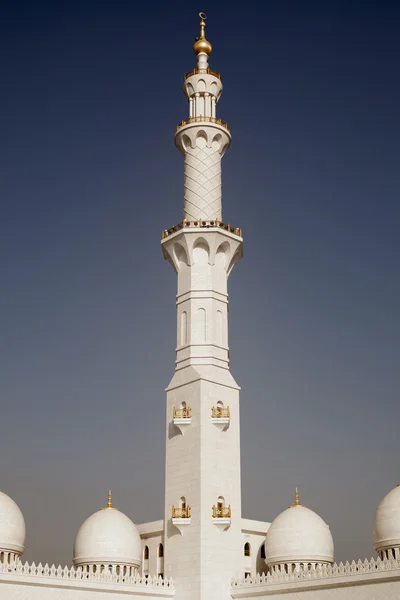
[290,487,301,507]
[193,12,212,56]
[101,489,117,510]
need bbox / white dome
[373,485,400,552]
[0,490,26,555]
[265,498,334,566]
[73,494,141,568]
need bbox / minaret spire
[193,12,212,68]
[173,12,231,222]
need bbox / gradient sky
[1,0,399,567]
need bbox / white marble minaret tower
[161,13,244,600]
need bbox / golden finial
[290,487,301,507]
[193,12,212,56]
[101,490,116,510]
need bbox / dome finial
[107,490,113,508]
[193,12,212,57]
[290,487,301,507]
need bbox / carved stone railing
[176,116,229,132]
[211,406,230,419]
[172,506,191,519]
[184,68,221,80]
[162,219,242,240]
[212,505,231,518]
[0,560,174,589]
[231,557,400,589]
[173,407,191,419]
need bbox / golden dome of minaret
[193,12,212,56]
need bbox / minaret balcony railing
[211,406,230,419]
[212,505,231,519]
[162,219,242,239]
[184,67,221,80]
[172,506,192,519]
[176,116,230,133]
[173,407,192,419]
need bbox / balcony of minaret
[172,403,192,435]
[176,116,230,133]
[212,497,231,531]
[171,498,191,535]
[211,403,230,430]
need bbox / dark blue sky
[1,0,399,566]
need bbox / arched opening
[158,543,164,558]
[180,496,187,509]
[244,542,251,557]
[217,496,225,510]
[260,544,266,560]
[144,546,149,561]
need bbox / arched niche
[174,243,188,269]
[192,238,210,265]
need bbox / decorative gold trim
[172,505,191,519]
[161,219,242,239]
[212,504,231,518]
[173,406,192,419]
[184,67,221,81]
[176,115,229,132]
[211,406,230,419]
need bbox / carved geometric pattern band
[183,144,222,220]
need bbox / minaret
[162,14,243,600]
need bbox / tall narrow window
[216,310,223,345]
[196,308,206,342]
[158,543,164,558]
[180,311,187,345]
[260,543,266,560]
[244,542,251,557]
[144,546,149,560]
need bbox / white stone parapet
[231,556,400,594]
[0,559,174,594]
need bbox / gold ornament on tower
[193,12,212,56]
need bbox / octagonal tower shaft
[161,15,244,600]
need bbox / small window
[244,542,251,557]
[158,543,164,558]
[180,496,186,509]
[144,546,149,560]
[260,543,266,559]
